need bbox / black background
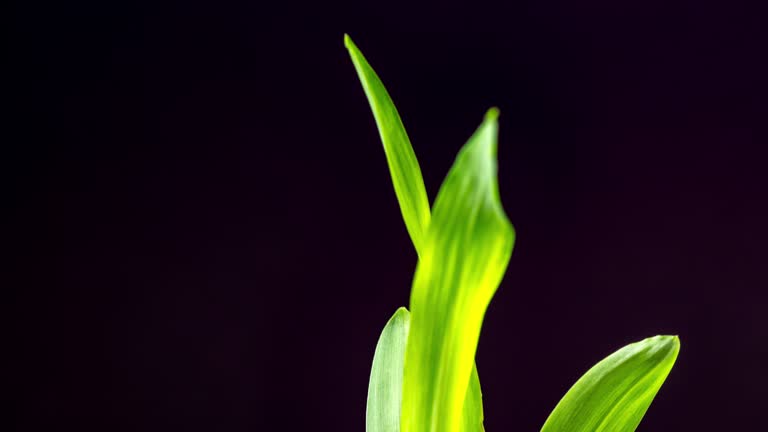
[10,0,768,431]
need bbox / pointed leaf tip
[485,107,500,122]
[344,36,431,255]
[541,335,680,432]
[366,307,487,432]
[366,308,411,432]
[401,113,514,432]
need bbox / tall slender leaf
[401,109,515,432]
[344,34,431,254]
[541,335,680,432]
[347,35,487,432]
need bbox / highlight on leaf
[346,34,488,432]
[366,308,486,432]
[400,109,514,432]
[344,33,679,432]
[344,34,431,255]
[540,335,680,432]
[367,308,410,432]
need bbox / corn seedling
[344,34,680,432]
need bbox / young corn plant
[344,34,680,432]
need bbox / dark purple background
[10,0,768,431]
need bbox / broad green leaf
[401,109,515,432]
[367,307,410,432]
[344,34,431,254]
[367,308,486,432]
[541,335,680,432]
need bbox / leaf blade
[401,109,515,432]
[462,364,485,432]
[367,307,411,432]
[366,308,487,432]
[540,335,680,432]
[348,37,491,432]
[344,34,431,254]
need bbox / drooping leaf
[401,109,515,432]
[540,335,680,432]
[344,34,431,255]
[367,307,410,432]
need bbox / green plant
[344,34,680,432]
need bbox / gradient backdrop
[10,0,768,431]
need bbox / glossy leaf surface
[345,34,431,255]
[401,110,515,432]
[541,335,680,432]
[367,307,410,432]
[347,34,678,432]
[347,35,487,432]
[462,364,485,432]
[366,308,486,432]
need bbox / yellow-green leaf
[344,34,431,255]
[366,308,486,432]
[541,335,680,432]
[462,364,485,432]
[347,35,491,432]
[401,109,515,432]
